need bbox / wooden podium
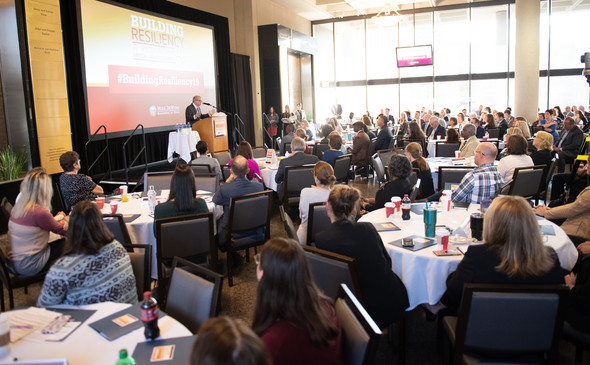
[191,113,229,153]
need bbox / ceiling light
[371,3,401,26]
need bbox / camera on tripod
[582,52,590,83]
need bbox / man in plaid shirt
[452,143,504,204]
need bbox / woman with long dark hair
[405,142,435,199]
[37,200,136,306]
[252,238,342,365]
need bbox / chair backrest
[284,164,316,196]
[435,142,461,157]
[123,244,152,301]
[408,170,418,187]
[545,159,558,187]
[189,163,212,175]
[228,190,272,235]
[252,147,267,159]
[195,173,219,194]
[1,197,12,221]
[335,284,382,365]
[53,181,69,213]
[213,150,232,166]
[508,165,546,198]
[144,172,174,192]
[102,214,133,245]
[165,257,224,334]
[367,139,377,157]
[371,154,386,185]
[438,166,474,191]
[284,142,292,155]
[334,154,352,183]
[532,126,544,134]
[487,128,500,139]
[302,245,362,302]
[221,165,231,182]
[306,202,331,245]
[279,205,299,242]
[155,212,216,283]
[308,144,315,156]
[315,143,330,158]
[454,283,568,363]
[377,148,396,167]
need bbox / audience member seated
[405,142,435,199]
[440,195,564,315]
[447,117,458,129]
[300,120,314,141]
[497,135,533,181]
[362,154,413,211]
[191,141,222,180]
[445,128,459,143]
[8,168,67,276]
[350,122,371,171]
[564,245,590,334]
[59,151,103,209]
[553,117,585,173]
[574,110,589,133]
[275,137,319,200]
[375,114,393,151]
[252,238,342,365]
[229,141,262,181]
[516,118,531,138]
[535,160,590,243]
[448,142,504,204]
[407,121,426,149]
[213,156,264,251]
[549,158,589,204]
[316,185,409,325]
[295,129,311,154]
[319,124,334,144]
[530,131,554,167]
[191,316,271,365]
[498,127,523,159]
[496,112,509,141]
[280,124,296,156]
[322,132,344,167]
[297,162,335,244]
[425,116,446,141]
[458,123,479,158]
[541,109,560,143]
[37,200,136,307]
[472,118,486,138]
[482,113,496,131]
[153,164,208,231]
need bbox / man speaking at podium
[185,95,215,125]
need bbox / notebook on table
[88,306,166,341]
[132,335,197,364]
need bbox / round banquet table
[255,157,278,192]
[100,191,222,279]
[358,204,578,310]
[0,302,191,364]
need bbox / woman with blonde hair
[441,195,564,314]
[316,185,409,324]
[300,120,314,141]
[515,118,531,138]
[297,162,336,244]
[405,142,435,199]
[531,131,554,167]
[253,238,342,365]
[8,167,68,276]
[498,127,524,159]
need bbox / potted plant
[0,145,27,181]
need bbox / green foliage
[0,146,27,181]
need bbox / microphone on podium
[202,102,213,106]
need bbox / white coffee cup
[119,185,128,196]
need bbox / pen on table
[10,325,33,329]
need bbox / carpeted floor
[1,174,587,364]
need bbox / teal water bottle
[116,349,136,365]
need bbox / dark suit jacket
[375,126,393,151]
[316,221,409,324]
[386,114,395,123]
[557,126,584,161]
[185,104,211,125]
[475,126,486,139]
[440,244,564,314]
[425,124,445,140]
[212,177,264,248]
[275,152,319,184]
[351,131,370,166]
[497,119,509,140]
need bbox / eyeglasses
[254,253,260,267]
[475,151,486,157]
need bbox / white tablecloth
[102,193,222,279]
[167,130,200,163]
[255,158,278,192]
[358,205,578,310]
[0,302,191,364]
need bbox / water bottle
[401,194,411,221]
[140,291,160,340]
[147,185,157,215]
[115,349,136,365]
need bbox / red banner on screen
[107,65,204,94]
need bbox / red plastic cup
[95,197,105,209]
[483,136,488,141]
[385,203,395,217]
[110,201,118,214]
[391,197,401,212]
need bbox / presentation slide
[396,45,433,67]
[79,0,217,136]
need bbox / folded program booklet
[88,305,166,341]
[132,335,197,364]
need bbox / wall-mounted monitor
[396,45,433,67]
